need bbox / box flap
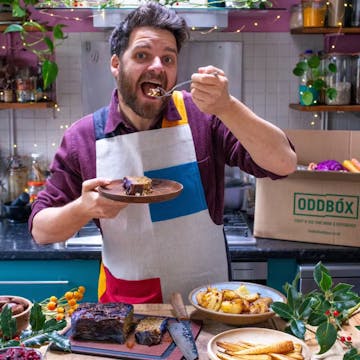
[285,130,352,165]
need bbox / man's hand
[80,178,128,219]
[190,66,231,117]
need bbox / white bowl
[189,281,286,325]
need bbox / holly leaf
[289,319,306,339]
[270,302,294,320]
[0,305,17,340]
[316,322,337,354]
[30,303,46,331]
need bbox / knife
[168,292,199,360]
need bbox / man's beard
[117,66,168,120]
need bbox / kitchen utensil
[151,79,192,98]
[207,328,311,360]
[189,282,286,326]
[168,292,199,360]
[151,72,218,98]
[98,178,183,203]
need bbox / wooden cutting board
[52,315,202,360]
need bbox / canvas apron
[95,91,228,304]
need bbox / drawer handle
[0,280,70,284]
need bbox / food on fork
[123,176,153,196]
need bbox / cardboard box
[254,130,360,247]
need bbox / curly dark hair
[109,2,189,56]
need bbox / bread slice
[134,316,168,346]
[123,176,152,196]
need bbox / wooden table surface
[43,304,360,360]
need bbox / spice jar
[302,0,327,27]
[324,53,352,105]
[290,4,303,29]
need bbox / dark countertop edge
[0,249,102,260]
[229,237,360,262]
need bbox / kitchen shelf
[0,101,57,110]
[291,27,360,34]
[289,103,360,112]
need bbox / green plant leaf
[44,37,55,54]
[12,2,26,18]
[301,91,314,106]
[53,24,67,40]
[313,78,326,91]
[316,321,338,354]
[344,348,360,360]
[0,305,17,340]
[289,319,306,339]
[48,331,71,351]
[4,24,24,33]
[298,297,314,319]
[43,318,67,332]
[42,60,58,90]
[326,88,337,100]
[328,63,337,73]
[29,303,46,332]
[271,302,294,320]
[308,55,321,69]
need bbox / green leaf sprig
[0,302,70,352]
[271,262,360,360]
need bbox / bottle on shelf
[27,153,46,203]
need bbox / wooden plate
[98,179,183,203]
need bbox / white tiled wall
[0,31,346,167]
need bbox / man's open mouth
[141,81,163,98]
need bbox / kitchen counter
[38,304,360,360]
[1,219,360,262]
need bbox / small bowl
[0,295,32,335]
[2,202,31,223]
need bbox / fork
[151,79,193,98]
[151,72,218,98]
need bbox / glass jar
[352,0,360,27]
[327,0,346,27]
[302,0,327,27]
[352,53,360,104]
[27,181,45,203]
[7,156,28,202]
[290,4,303,29]
[324,53,352,105]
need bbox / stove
[223,210,256,246]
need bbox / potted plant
[292,52,338,106]
[3,0,68,90]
